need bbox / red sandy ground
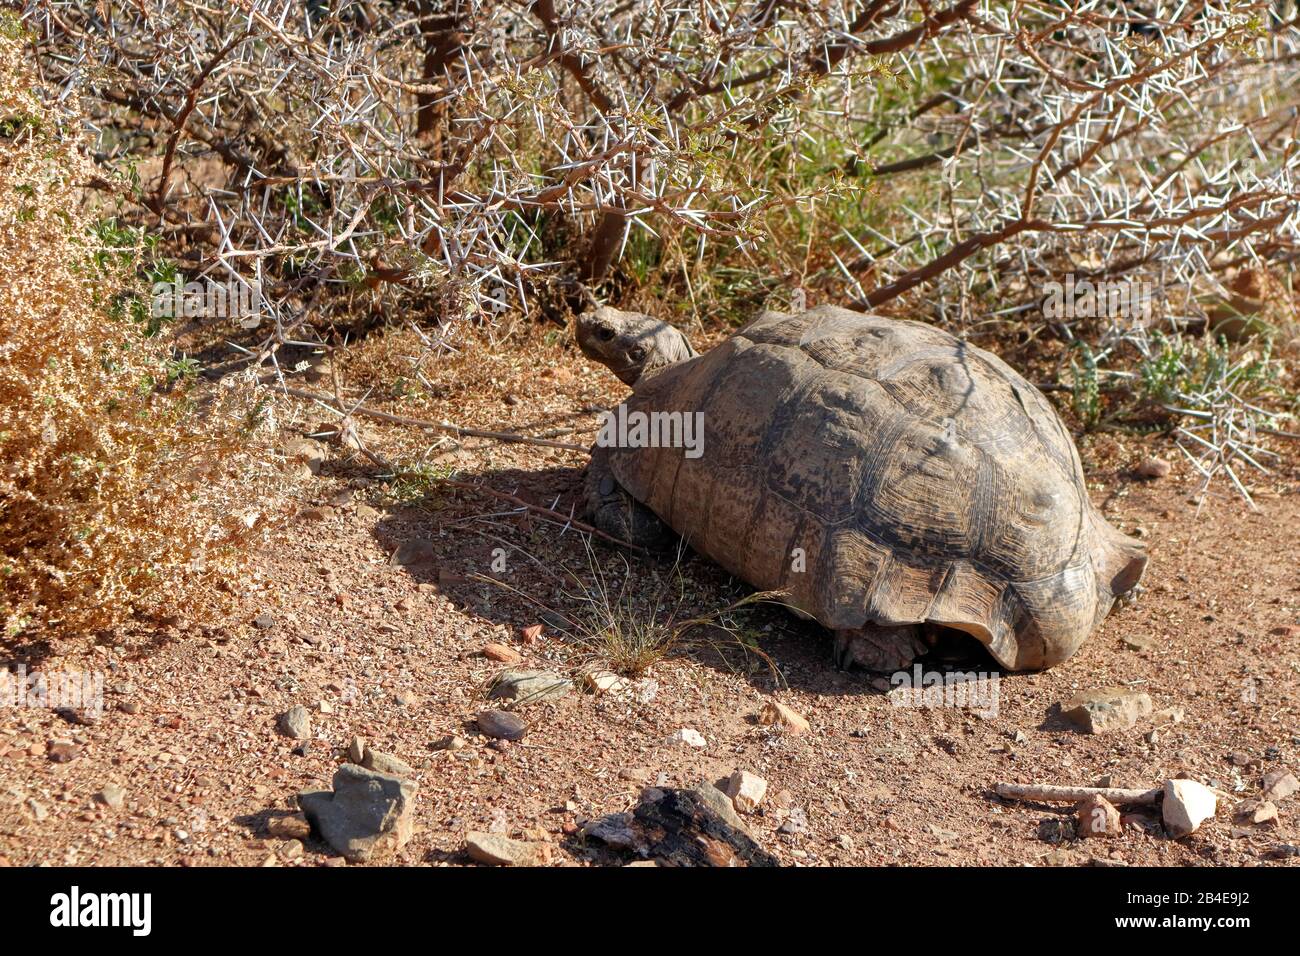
[2,325,1297,866]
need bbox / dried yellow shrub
[1,28,274,642]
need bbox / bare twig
[994,782,1162,806]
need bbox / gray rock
[1261,768,1299,803]
[278,705,312,740]
[1061,687,1153,734]
[464,832,550,866]
[298,764,417,862]
[94,785,125,810]
[691,782,752,836]
[580,812,640,849]
[477,709,527,741]
[362,749,416,780]
[488,670,573,708]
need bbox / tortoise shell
[605,305,1146,670]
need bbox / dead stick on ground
[272,384,589,452]
[994,782,1162,806]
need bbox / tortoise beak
[576,309,626,367]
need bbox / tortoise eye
[629,345,646,361]
[597,327,615,342]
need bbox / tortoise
[576,304,1147,672]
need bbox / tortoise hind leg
[833,624,928,672]
[584,446,676,552]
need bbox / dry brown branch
[994,782,1162,806]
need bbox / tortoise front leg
[833,624,928,672]
[583,445,676,552]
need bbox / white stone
[580,669,629,694]
[723,770,768,813]
[1162,779,1218,837]
[670,728,706,749]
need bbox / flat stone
[1261,769,1299,803]
[669,728,706,748]
[1075,794,1121,839]
[361,749,416,780]
[1162,779,1218,838]
[477,709,527,741]
[1151,706,1185,725]
[1250,801,1279,826]
[465,832,551,866]
[1061,687,1152,734]
[94,785,125,810]
[278,705,312,740]
[298,764,417,862]
[1122,634,1156,652]
[482,643,522,663]
[267,813,313,840]
[580,813,639,850]
[487,670,572,707]
[580,668,630,694]
[758,701,810,735]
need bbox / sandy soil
[2,326,1298,867]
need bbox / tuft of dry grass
[0,31,275,643]
[551,543,784,681]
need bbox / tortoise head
[576,306,696,386]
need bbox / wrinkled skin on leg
[833,624,930,672]
[584,445,676,551]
